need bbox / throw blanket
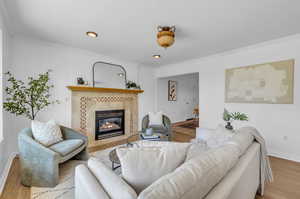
[236,126,274,195]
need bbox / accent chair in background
[18,126,88,187]
[142,114,172,141]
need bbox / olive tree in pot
[3,70,59,120]
[223,109,249,130]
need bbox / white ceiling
[4,0,300,66]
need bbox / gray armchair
[142,114,172,141]
[18,126,88,187]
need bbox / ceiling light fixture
[117,73,125,77]
[153,55,161,59]
[157,26,175,49]
[86,31,98,38]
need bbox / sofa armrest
[61,126,88,142]
[75,164,110,199]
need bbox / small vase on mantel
[225,122,233,130]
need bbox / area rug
[30,146,121,199]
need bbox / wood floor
[172,119,198,142]
[255,156,300,199]
[1,140,300,199]
[0,157,30,199]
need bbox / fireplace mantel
[67,86,144,94]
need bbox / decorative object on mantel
[193,106,199,118]
[77,77,85,85]
[168,80,177,101]
[225,59,294,104]
[157,26,176,49]
[92,61,127,88]
[3,70,59,120]
[126,80,141,90]
[223,109,248,130]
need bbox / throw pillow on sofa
[31,120,63,146]
[116,143,191,193]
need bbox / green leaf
[223,108,231,121]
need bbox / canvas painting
[225,59,294,104]
[168,80,177,101]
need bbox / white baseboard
[0,152,18,195]
[269,151,300,163]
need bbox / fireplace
[95,110,125,140]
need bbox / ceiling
[3,0,300,66]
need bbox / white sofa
[75,136,260,199]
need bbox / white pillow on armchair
[31,120,63,146]
[148,111,163,126]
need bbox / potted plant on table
[3,70,59,120]
[223,109,249,130]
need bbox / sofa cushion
[31,120,63,146]
[227,131,254,157]
[185,142,208,161]
[117,143,191,194]
[138,144,240,199]
[88,157,137,199]
[49,139,83,156]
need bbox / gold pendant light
[157,26,176,49]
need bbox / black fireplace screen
[95,110,125,140]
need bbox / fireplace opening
[95,110,125,140]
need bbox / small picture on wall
[168,80,177,101]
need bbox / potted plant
[3,70,59,120]
[126,80,141,90]
[223,109,248,130]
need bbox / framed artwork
[168,80,177,101]
[225,59,294,104]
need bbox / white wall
[0,6,13,177]
[157,73,199,122]
[4,35,155,155]
[155,34,300,162]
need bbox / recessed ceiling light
[117,73,124,77]
[153,55,161,59]
[86,31,98,38]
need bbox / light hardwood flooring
[1,145,300,199]
[172,119,198,142]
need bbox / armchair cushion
[49,139,84,156]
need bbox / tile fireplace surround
[68,86,144,151]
